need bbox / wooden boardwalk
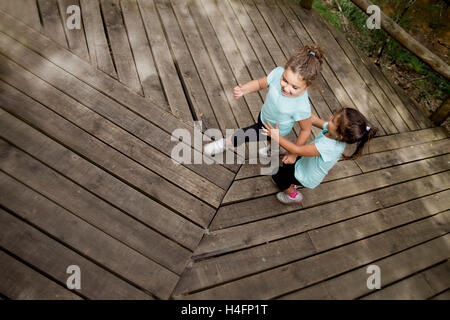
[0,0,448,300]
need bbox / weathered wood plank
[38,0,68,47]
[265,0,337,120]
[211,154,450,229]
[363,260,450,300]
[137,0,193,123]
[432,289,450,300]
[175,189,449,295]
[308,187,450,251]
[156,0,233,132]
[1,6,240,173]
[0,78,215,227]
[320,14,419,131]
[121,0,166,105]
[0,208,153,300]
[197,0,263,119]
[198,174,449,259]
[0,0,42,31]
[287,0,390,135]
[223,159,362,204]
[0,109,203,251]
[57,0,90,61]
[99,0,142,94]
[80,0,117,78]
[0,34,230,202]
[180,211,450,299]
[0,139,188,280]
[228,0,277,74]
[357,139,450,172]
[362,127,449,154]
[0,250,81,300]
[174,0,255,131]
[280,234,450,299]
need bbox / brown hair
[285,44,325,86]
[334,108,378,159]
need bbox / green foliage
[308,0,450,99]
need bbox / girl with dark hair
[262,108,378,204]
[204,44,325,162]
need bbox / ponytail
[348,126,378,159]
[334,108,378,160]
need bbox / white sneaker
[276,191,304,204]
[204,139,226,156]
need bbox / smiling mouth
[282,89,289,96]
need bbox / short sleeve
[266,67,284,86]
[293,95,312,121]
[315,138,340,162]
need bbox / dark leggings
[231,113,271,147]
[272,157,302,191]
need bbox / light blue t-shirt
[294,131,346,189]
[260,67,311,136]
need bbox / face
[280,68,308,97]
[327,112,342,138]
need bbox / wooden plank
[120,0,166,106]
[0,208,153,300]
[137,0,193,123]
[211,154,450,229]
[363,260,450,300]
[197,0,264,119]
[321,16,419,131]
[228,0,278,74]
[0,0,42,32]
[388,76,434,129]
[57,0,90,61]
[223,159,362,204]
[280,234,450,299]
[180,211,450,299]
[357,139,450,172]
[308,188,450,252]
[37,0,68,47]
[0,139,188,281]
[363,127,449,154]
[267,0,339,120]
[0,78,215,227]
[197,176,450,259]
[286,0,391,135]
[0,34,231,201]
[175,195,450,295]
[238,0,285,68]
[432,289,450,300]
[99,0,142,94]
[79,0,117,78]
[172,0,256,131]
[156,0,233,132]
[0,110,203,251]
[0,8,240,173]
[0,250,81,300]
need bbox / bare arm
[295,118,312,146]
[263,122,320,157]
[310,113,326,129]
[234,77,268,99]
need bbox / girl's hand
[282,153,297,164]
[233,84,245,99]
[262,122,280,141]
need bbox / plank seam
[0,206,156,299]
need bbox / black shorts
[272,157,303,191]
[231,112,271,147]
